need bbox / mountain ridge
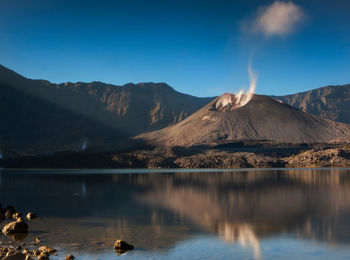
[0,64,213,153]
[1,63,350,154]
[271,84,350,124]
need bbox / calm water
[1,168,350,259]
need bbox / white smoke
[254,1,304,37]
[215,93,235,108]
[235,62,258,107]
[216,62,257,110]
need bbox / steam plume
[236,62,258,107]
[215,62,258,110]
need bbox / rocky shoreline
[1,142,350,169]
[0,203,136,260]
[0,204,74,260]
[113,147,350,168]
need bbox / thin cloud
[251,1,305,37]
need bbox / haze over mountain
[137,94,350,146]
[272,84,350,125]
[0,65,212,153]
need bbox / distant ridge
[272,84,350,124]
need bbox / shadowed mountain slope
[0,65,212,153]
[137,94,350,146]
[58,81,213,132]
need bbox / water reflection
[138,170,350,258]
[1,169,350,259]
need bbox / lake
[1,168,350,259]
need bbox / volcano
[136,94,350,146]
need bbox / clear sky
[1,0,350,97]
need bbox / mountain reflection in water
[0,169,350,259]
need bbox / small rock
[114,239,134,255]
[114,239,134,250]
[65,254,75,260]
[32,250,40,256]
[26,213,37,221]
[37,253,50,260]
[34,237,41,245]
[38,246,57,255]
[12,213,22,219]
[5,206,16,219]
[2,219,29,235]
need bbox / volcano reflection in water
[1,169,350,259]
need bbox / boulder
[65,254,75,260]
[2,219,28,235]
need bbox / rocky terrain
[2,142,350,169]
[122,145,350,169]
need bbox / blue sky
[1,0,350,97]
